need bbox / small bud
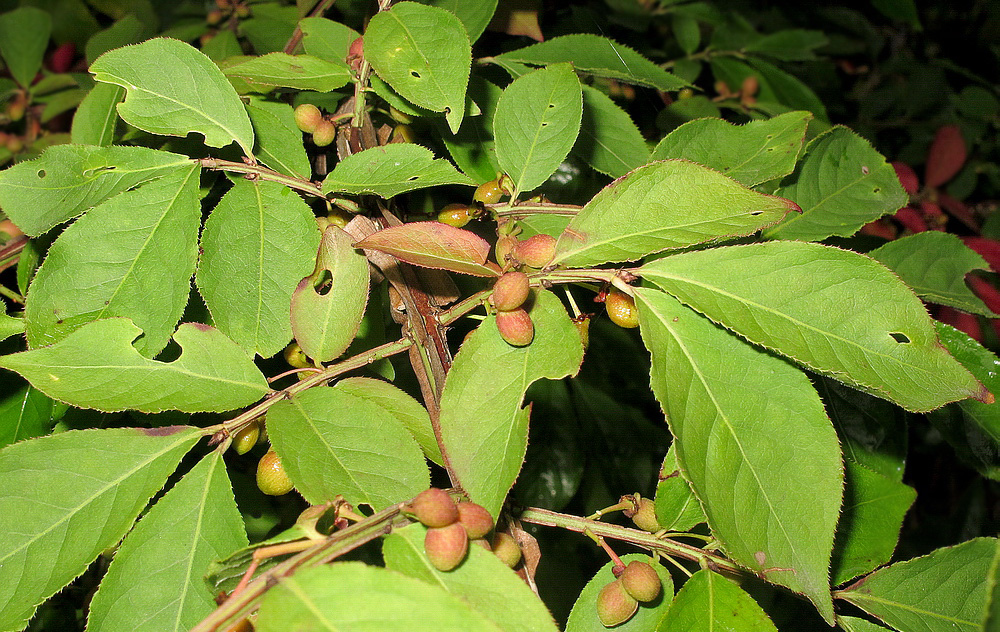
[491,532,522,568]
[495,236,518,268]
[424,522,469,571]
[409,488,459,528]
[597,579,639,627]
[620,560,661,602]
[624,497,660,533]
[515,234,556,268]
[491,271,530,312]
[496,308,534,347]
[456,502,494,539]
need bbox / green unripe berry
[294,103,323,134]
[312,119,336,147]
[605,290,639,328]
[391,124,415,143]
[437,203,472,228]
[473,178,504,205]
[456,502,494,539]
[597,579,638,627]
[515,234,556,268]
[625,497,660,533]
[256,450,293,496]
[231,420,260,455]
[491,271,530,312]
[491,532,522,568]
[409,488,459,528]
[496,308,534,347]
[283,342,310,369]
[495,236,518,268]
[620,560,661,602]
[424,522,469,571]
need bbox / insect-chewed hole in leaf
[873,187,881,193]
[411,70,421,78]
[37,169,46,178]
[548,103,555,108]
[749,210,764,216]
[889,332,910,343]
[312,269,333,296]
[408,175,419,181]
[541,122,549,127]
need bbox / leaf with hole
[355,221,498,277]
[90,38,255,155]
[0,318,269,413]
[493,63,582,195]
[639,242,988,412]
[322,143,475,199]
[290,226,370,363]
[0,426,201,632]
[635,287,841,621]
[551,159,798,268]
[364,1,471,133]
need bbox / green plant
[0,1,997,631]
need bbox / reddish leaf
[919,200,946,230]
[967,275,1000,315]
[893,206,928,233]
[938,191,979,231]
[355,221,500,277]
[962,237,1000,272]
[47,42,75,74]
[936,306,983,341]
[488,0,543,42]
[925,125,966,188]
[892,162,920,196]
[859,218,897,241]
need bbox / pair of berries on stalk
[293,103,336,147]
[597,560,662,626]
[406,488,522,571]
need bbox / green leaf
[493,34,687,92]
[290,226,370,362]
[744,29,828,61]
[414,0,496,43]
[0,385,57,449]
[634,287,840,621]
[870,232,994,316]
[0,319,269,413]
[85,14,153,65]
[256,563,504,632]
[223,53,351,93]
[0,312,24,344]
[564,553,673,632]
[383,523,559,632]
[365,1,471,133]
[246,97,312,179]
[672,14,700,55]
[86,450,247,632]
[71,83,124,146]
[929,322,1000,479]
[0,7,51,88]
[355,221,498,277]
[267,386,430,509]
[650,111,812,187]
[440,289,584,518]
[25,165,201,357]
[299,17,358,62]
[197,178,320,358]
[493,63,582,195]
[551,160,798,268]
[654,443,706,532]
[837,616,894,632]
[441,75,504,183]
[658,568,779,632]
[573,85,648,178]
[639,242,987,412]
[334,376,443,466]
[984,541,1000,632]
[322,143,474,198]
[0,144,193,236]
[0,426,201,631]
[90,38,255,156]
[831,460,916,587]
[711,56,828,122]
[766,127,908,241]
[836,537,997,632]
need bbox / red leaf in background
[925,125,967,188]
[962,237,1000,272]
[488,0,544,41]
[893,206,928,233]
[860,218,897,240]
[47,42,75,74]
[937,191,979,231]
[937,305,983,342]
[967,275,1000,315]
[892,162,920,196]
[919,200,946,230]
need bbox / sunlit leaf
[223,53,351,93]
[245,97,312,179]
[355,221,498,277]
[70,83,123,146]
[573,85,648,178]
[658,568,779,631]
[321,143,475,198]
